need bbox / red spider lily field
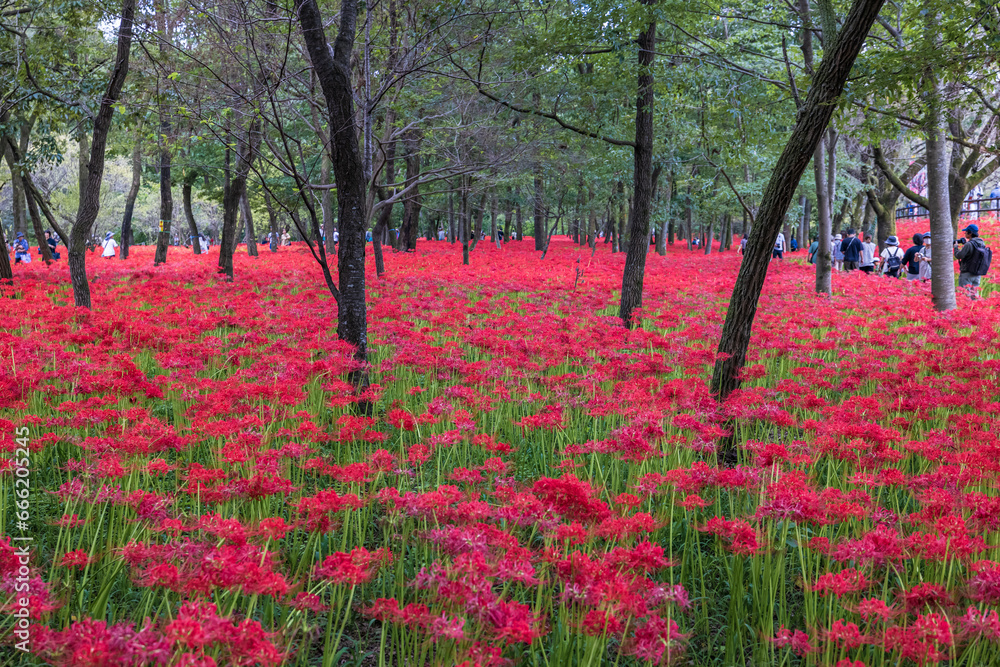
[3,223,1000,667]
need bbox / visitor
[269,232,277,252]
[365,229,373,243]
[900,233,924,281]
[832,234,844,271]
[954,223,989,300]
[859,234,877,274]
[437,228,446,241]
[101,232,119,259]
[13,233,31,264]
[772,231,785,260]
[281,227,291,246]
[840,228,862,271]
[879,236,903,277]
[332,228,339,245]
[807,236,818,264]
[740,235,748,254]
[991,184,1000,213]
[44,231,60,260]
[917,232,932,283]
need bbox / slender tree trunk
[400,129,421,251]
[814,139,832,293]
[710,0,885,413]
[461,177,470,265]
[183,175,202,254]
[0,222,11,285]
[262,186,280,252]
[121,134,141,259]
[618,6,656,328]
[515,203,523,241]
[533,168,544,250]
[78,134,91,209]
[68,0,135,307]
[153,115,172,265]
[448,190,456,243]
[297,0,370,375]
[241,189,258,257]
[925,53,955,311]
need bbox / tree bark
[400,129,422,251]
[121,132,141,259]
[925,46,956,311]
[0,221,11,286]
[153,115,172,265]
[298,0,370,371]
[533,167,544,250]
[814,139,833,293]
[261,185,281,252]
[68,0,135,308]
[461,177,470,265]
[618,3,656,328]
[241,190,258,257]
[182,173,202,254]
[710,0,885,410]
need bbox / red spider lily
[59,549,93,569]
[313,547,393,586]
[811,568,872,597]
[770,626,818,656]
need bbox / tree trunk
[68,0,135,308]
[533,167,544,250]
[322,149,335,255]
[241,189,258,257]
[448,190,456,243]
[121,134,141,259]
[218,125,259,281]
[461,177,470,265]
[78,134,91,209]
[262,186,281,252]
[153,115,172,265]
[400,129,421,251]
[655,175,672,256]
[814,139,832,293]
[925,54,955,311]
[372,193,392,276]
[515,203,523,241]
[618,8,656,328]
[297,0,370,374]
[0,221,11,285]
[710,0,885,412]
[183,174,202,254]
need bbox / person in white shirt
[878,235,904,277]
[101,232,119,259]
[859,235,877,274]
[772,232,785,260]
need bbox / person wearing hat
[917,232,932,282]
[13,232,31,264]
[44,231,60,260]
[832,233,844,271]
[954,223,987,299]
[879,235,904,277]
[101,231,119,259]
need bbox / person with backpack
[901,233,925,281]
[832,233,844,271]
[954,223,991,299]
[840,228,863,271]
[879,236,904,277]
[807,236,819,264]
